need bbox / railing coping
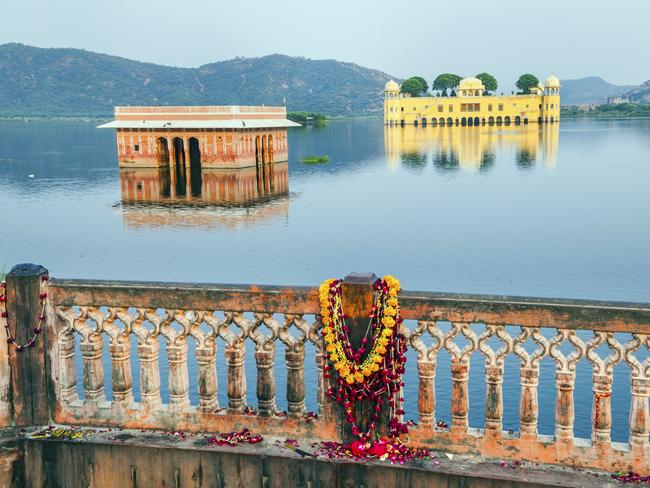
[48,277,650,332]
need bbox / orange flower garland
[319,276,408,441]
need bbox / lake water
[1,118,649,442]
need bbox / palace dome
[545,75,560,88]
[459,77,485,90]
[384,80,400,92]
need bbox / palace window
[551,104,554,109]
[425,105,429,110]
[390,107,393,112]
[498,104,504,111]
[449,105,453,113]
[438,105,443,112]
[401,107,404,112]
[134,144,140,152]
[546,104,548,109]
[539,104,542,109]
[488,104,492,111]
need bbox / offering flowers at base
[205,428,263,447]
[315,438,434,465]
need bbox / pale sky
[2,0,648,86]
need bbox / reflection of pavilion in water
[384,123,559,170]
[119,163,289,229]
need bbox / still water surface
[1,119,649,442]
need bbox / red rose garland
[0,275,49,351]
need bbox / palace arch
[188,137,202,196]
[156,137,170,165]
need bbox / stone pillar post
[338,272,382,442]
[5,263,50,426]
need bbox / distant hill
[624,80,650,103]
[559,76,635,105]
[0,43,394,117]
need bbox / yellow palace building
[384,76,560,127]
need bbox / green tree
[432,73,462,96]
[516,74,540,94]
[400,76,428,97]
[475,73,498,94]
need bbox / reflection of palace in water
[384,123,559,170]
[119,163,289,229]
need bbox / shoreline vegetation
[1,105,650,123]
[287,111,328,125]
[561,103,650,119]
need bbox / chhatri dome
[545,75,560,88]
[458,77,485,91]
[384,80,400,91]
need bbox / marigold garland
[319,275,409,442]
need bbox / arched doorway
[439,118,445,126]
[474,117,480,126]
[172,137,186,197]
[431,118,437,127]
[515,116,521,125]
[524,117,529,125]
[400,120,405,127]
[505,116,511,125]
[267,135,274,163]
[421,117,427,127]
[255,136,261,165]
[455,118,459,126]
[261,136,267,163]
[156,137,170,165]
[482,117,486,125]
[414,119,418,127]
[496,116,503,125]
[550,116,554,123]
[188,137,202,197]
[538,117,543,124]
[447,117,453,126]
[488,116,495,125]
[461,117,467,126]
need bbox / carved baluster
[520,367,540,438]
[164,311,191,411]
[222,312,248,413]
[250,313,278,416]
[485,366,503,433]
[624,334,649,452]
[408,321,443,428]
[555,371,575,441]
[592,374,613,444]
[444,323,477,435]
[76,308,105,403]
[309,319,325,413]
[281,315,308,416]
[513,327,548,440]
[196,346,217,412]
[103,308,133,408]
[478,325,512,435]
[256,344,275,415]
[585,332,622,446]
[549,329,585,445]
[133,309,161,409]
[450,359,469,433]
[417,361,436,427]
[55,307,79,404]
[197,312,224,413]
[225,343,246,412]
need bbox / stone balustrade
[1,265,648,477]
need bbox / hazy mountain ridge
[0,43,646,116]
[624,80,650,103]
[0,43,393,117]
[559,76,635,105]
